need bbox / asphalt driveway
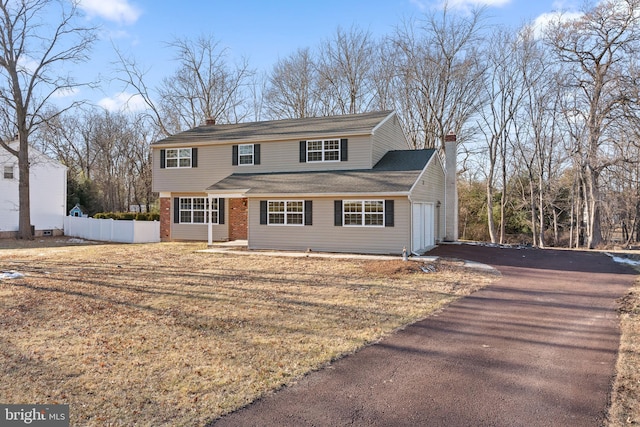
[209,244,637,427]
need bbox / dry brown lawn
[608,272,640,426]
[0,238,497,426]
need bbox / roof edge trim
[371,111,396,135]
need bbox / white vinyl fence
[64,216,160,243]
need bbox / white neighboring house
[0,141,67,238]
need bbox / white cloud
[446,0,511,7]
[531,10,583,38]
[98,92,147,113]
[79,0,142,25]
[410,0,429,12]
[412,0,511,13]
[17,56,39,75]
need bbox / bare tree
[546,0,640,248]
[39,106,157,214]
[477,27,529,243]
[0,0,95,238]
[392,6,487,149]
[315,25,377,115]
[264,48,318,119]
[117,34,254,136]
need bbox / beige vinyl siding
[169,193,229,241]
[247,197,410,255]
[253,135,372,172]
[152,146,234,193]
[371,114,411,165]
[410,155,446,241]
[153,136,374,193]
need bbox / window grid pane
[365,213,384,226]
[238,144,254,165]
[193,211,206,223]
[343,200,384,227]
[344,213,362,225]
[179,197,219,224]
[166,148,191,168]
[324,140,340,161]
[307,140,340,162]
[307,152,322,162]
[269,213,285,224]
[364,201,384,212]
[268,201,305,225]
[180,198,192,210]
[307,141,323,150]
[238,145,253,155]
[4,165,13,179]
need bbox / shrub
[91,212,159,221]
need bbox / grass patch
[609,275,640,426]
[0,240,497,426]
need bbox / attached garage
[412,202,435,253]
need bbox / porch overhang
[205,190,249,199]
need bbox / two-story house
[152,110,457,255]
[1,141,68,238]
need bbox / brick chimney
[205,117,215,126]
[444,132,458,241]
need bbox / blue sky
[70,0,586,111]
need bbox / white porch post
[207,194,213,245]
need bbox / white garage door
[412,203,434,253]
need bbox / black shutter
[340,138,348,161]
[304,200,312,226]
[232,145,238,165]
[299,141,307,163]
[192,148,198,168]
[173,197,180,224]
[254,144,260,165]
[218,198,225,224]
[385,200,394,227]
[334,200,342,226]
[260,201,268,224]
[160,149,166,169]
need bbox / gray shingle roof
[152,110,394,146]
[206,149,436,195]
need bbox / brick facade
[228,198,248,240]
[160,197,171,241]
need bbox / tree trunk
[486,184,497,243]
[585,166,602,248]
[17,132,32,239]
[538,186,545,248]
[553,208,559,246]
[529,178,537,247]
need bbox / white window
[307,139,340,162]
[3,165,14,179]
[268,200,304,225]
[166,148,192,168]
[238,144,254,165]
[179,197,219,224]
[343,200,384,227]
